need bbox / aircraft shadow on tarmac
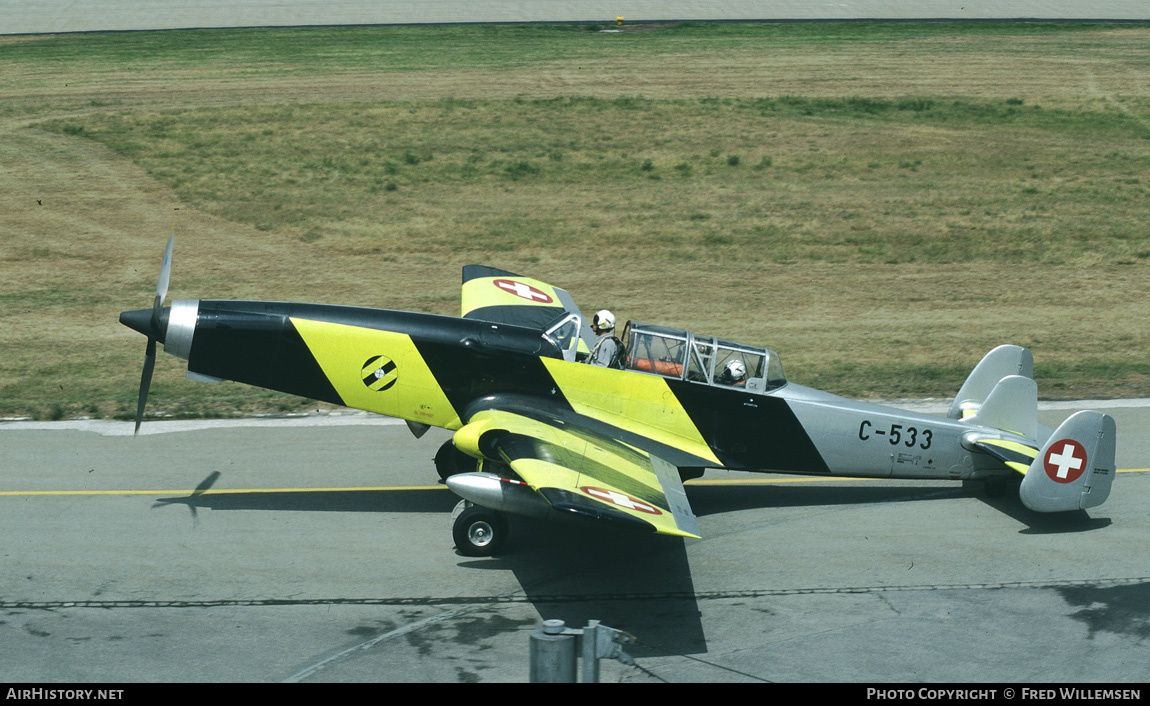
[690,480,1112,534]
[151,471,458,514]
[466,515,708,660]
[155,472,970,516]
[154,475,706,657]
[684,481,968,517]
[452,482,981,660]
[153,488,458,513]
[148,472,1107,659]
[152,471,1111,538]
[961,482,1113,534]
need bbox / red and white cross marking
[580,486,662,515]
[492,278,553,304]
[1043,439,1087,484]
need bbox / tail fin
[968,375,1038,441]
[1019,411,1117,512]
[949,345,1034,420]
[460,264,596,357]
[960,374,1042,475]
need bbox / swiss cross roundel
[493,278,553,304]
[580,486,662,515]
[1043,439,1088,484]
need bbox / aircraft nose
[119,307,169,343]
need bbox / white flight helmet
[592,309,615,334]
[723,359,746,382]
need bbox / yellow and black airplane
[121,238,1117,556]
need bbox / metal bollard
[529,619,636,683]
[582,620,601,684]
[529,619,577,683]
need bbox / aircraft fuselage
[126,298,999,484]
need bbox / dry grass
[1,22,1148,419]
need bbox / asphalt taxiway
[1,402,1147,682]
[3,1,1148,35]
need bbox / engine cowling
[452,417,510,462]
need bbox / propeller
[122,234,173,435]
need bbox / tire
[452,504,508,557]
[435,439,478,482]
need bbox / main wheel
[451,502,508,557]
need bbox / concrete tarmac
[1,403,1147,683]
[3,1,1149,35]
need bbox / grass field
[1,22,1148,420]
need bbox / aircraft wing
[459,409,701,538]
[461,265,596,357]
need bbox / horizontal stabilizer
[1019,411,1116,512]
[949,345,1033,420]
[965,435,1039,475]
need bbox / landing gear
[451,500,508,557]
[435,439,479,482]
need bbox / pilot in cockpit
[718,359,746,386]
[587,310,624,369]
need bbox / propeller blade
[135,338,157,436]
[152,233,173,315]
[134,234,172,436]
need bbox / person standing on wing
[587,310,623,368]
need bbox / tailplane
[954,346,1118,512]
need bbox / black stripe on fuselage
[666,381,830,474]
[188,300,565,415]
[188,301,344,406]
[413,341,573,422]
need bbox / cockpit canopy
[621,321,786,393]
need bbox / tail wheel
[451,502,508,557]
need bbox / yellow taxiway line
[0,469,1144,497]
[0,485,444,497]
[688,467,1148,485]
